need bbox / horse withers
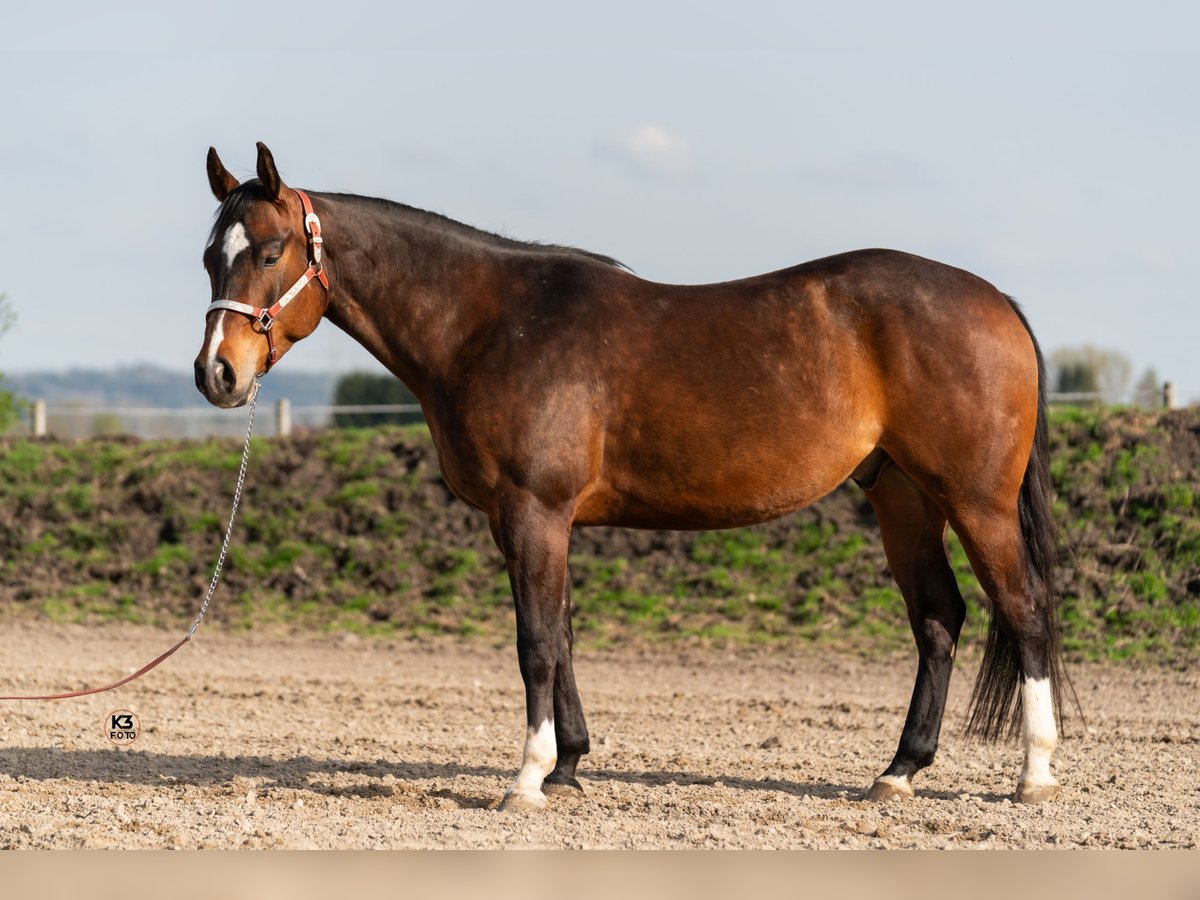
[195,142,1075,809]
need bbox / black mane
[323,191,628,271]
[209,180,627,271]
[207,181,263,248]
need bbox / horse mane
[208,183,260,249]
[209,180,628,271]
[323,191,629,271]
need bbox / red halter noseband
[206,188,329,373]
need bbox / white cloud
[597,123,698,178]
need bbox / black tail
[965,297,1080,741]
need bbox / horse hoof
[542,777,585,798]
[497,790,548,812]
[866,776,914,802]
[1015,781,1061,804]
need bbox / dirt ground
[0,623,1196,849]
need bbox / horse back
[440,248,1033,530]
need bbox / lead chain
[187,380,261,639]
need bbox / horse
[195,142,1076,810]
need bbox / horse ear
[206,147,239,202]
[255,141,285,199]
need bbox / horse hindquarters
[957,386,1073,801]
[866,295,1072,801]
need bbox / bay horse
[195,143,1075,809]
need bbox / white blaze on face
[1019,677,1058,788]
[205,311,226,377]
[507,718,556,804]
[222,221,251,270]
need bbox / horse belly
[578,416,876,529]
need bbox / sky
[1,1,1198,401]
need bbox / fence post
[32,400,47,437]
[1163,381,1177,410]
[276,398,292,437]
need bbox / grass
[2,405,1197,662]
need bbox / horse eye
[263,255,280,268]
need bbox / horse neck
[315,194,504,401]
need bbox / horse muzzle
[194,355,251,408]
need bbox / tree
[1052,358,1099,395]
[0,294,20,432]
[1133,367,1163,408]
[1049,345,1132,404]
[332,371,421,428]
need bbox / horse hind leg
[862,459,966,801]
[952,503,1068,803]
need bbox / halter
[206,188,330,373]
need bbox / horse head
[195,142,329,407]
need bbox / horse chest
[423,416,502,516]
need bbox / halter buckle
[305,213,324,264]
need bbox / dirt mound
[1,407,1197,660]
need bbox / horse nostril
[214,356,237,392]
[193,360,206,393]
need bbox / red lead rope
[2,193,327,701]
[0,382,263,701]
[0,638,191,701]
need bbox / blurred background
[1,0,1196,436]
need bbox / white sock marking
[1019,677,1058,788]
[874,774,913,794]
[222,221,250,269]
[508,718,556,801]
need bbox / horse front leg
[493,493,573,811]
[542,579,590,796]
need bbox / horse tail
[965,296,1079,741]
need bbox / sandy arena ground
[0,623,1196,849]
